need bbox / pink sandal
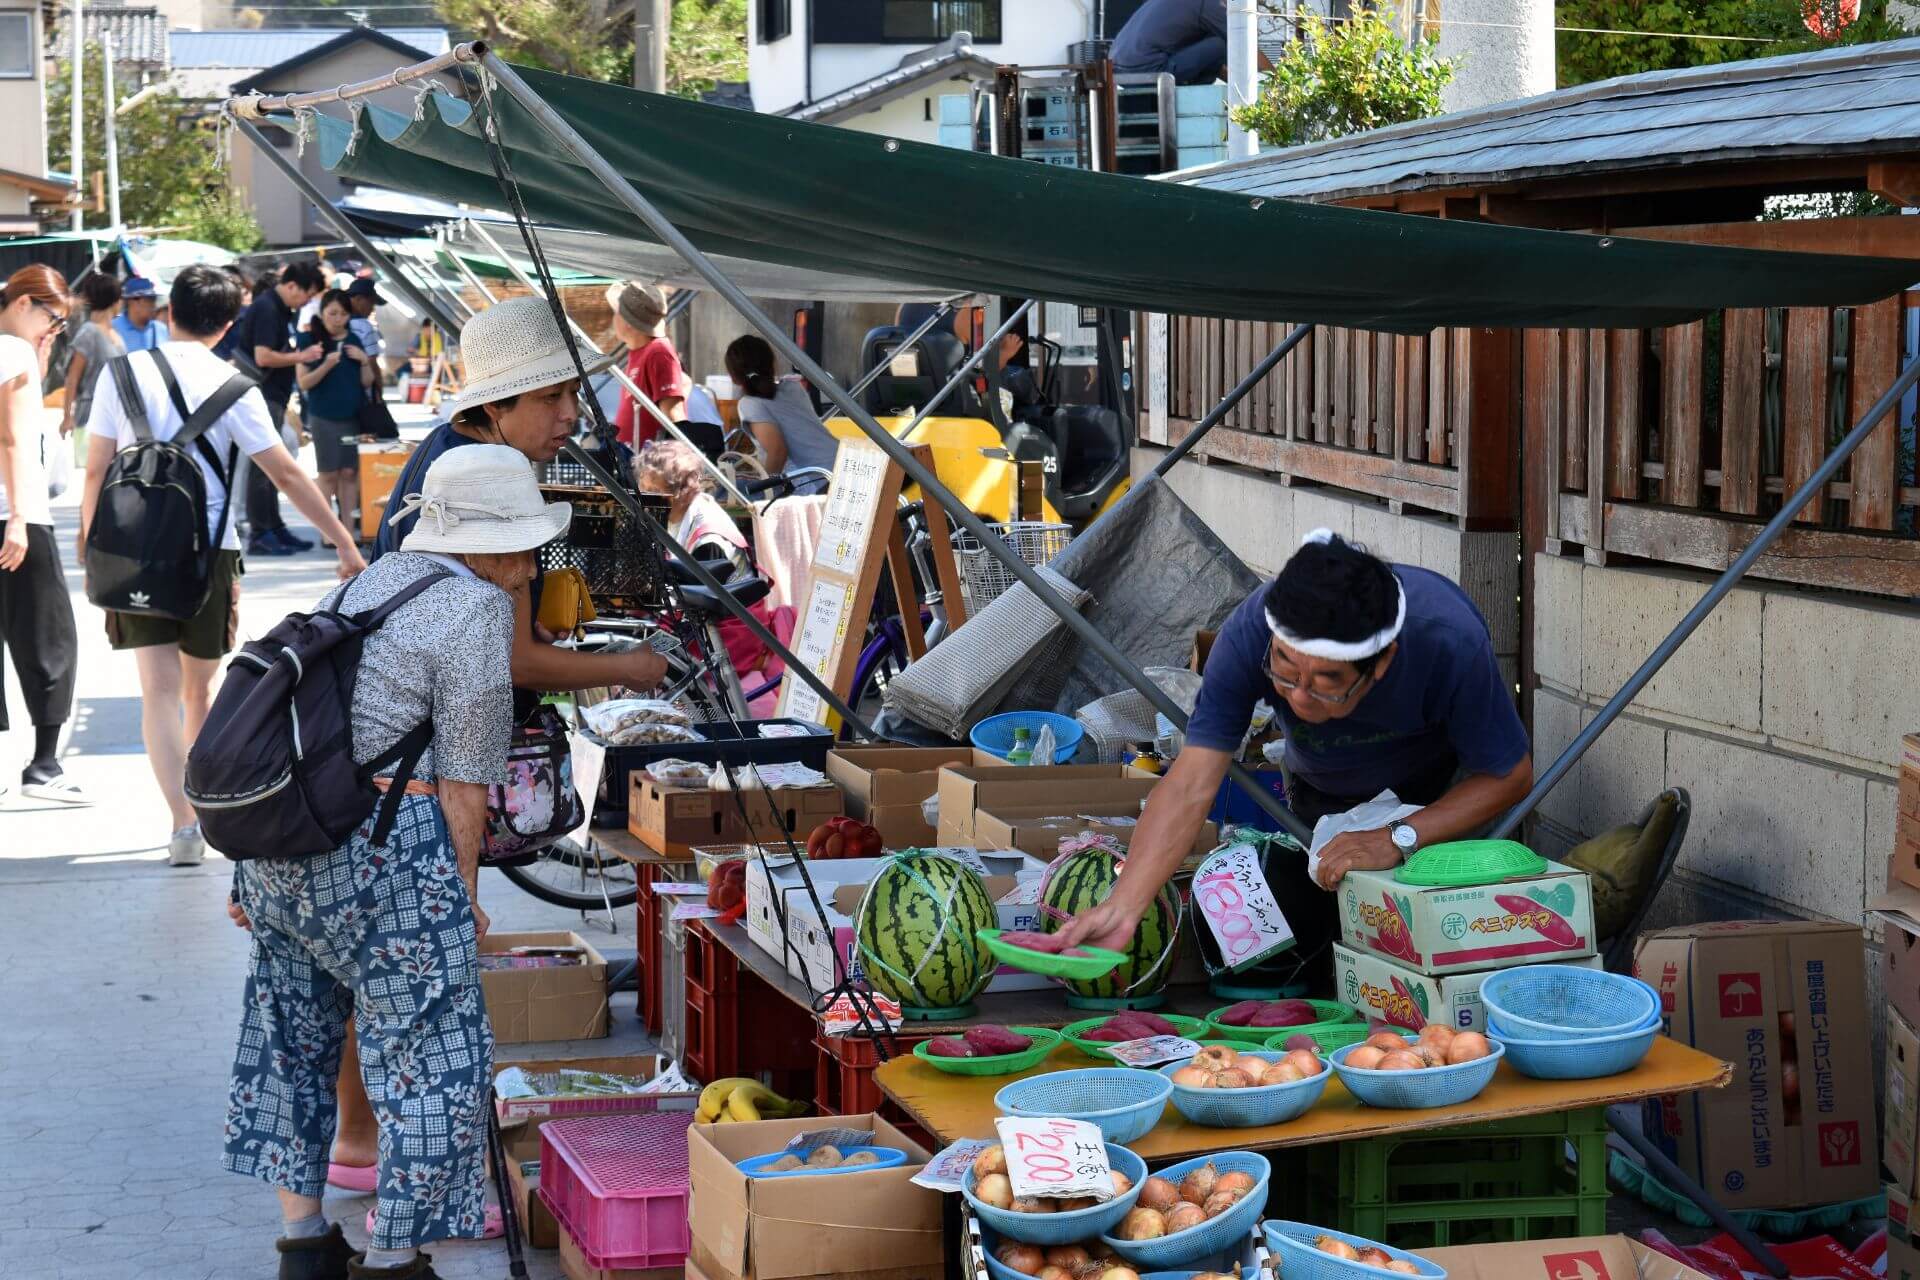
[366,1205,503,1240]
[326,1162,378,1194]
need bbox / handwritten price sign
[993,1116,1113,1201]
[1194,841,1295,971]
[1103,1036,1202,1068]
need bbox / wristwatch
[1388,821,1420,858]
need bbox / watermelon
[1039,845,1183,1000]
[853,850,998,1011]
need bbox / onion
[1037,1267,1076,1280]
[1385,1260,1422,1274]
[1055,1196,1097,1211]
[973,1144,1007,1180]
[1283,1048,1323,1077]
[1202,1190,1241,1218]
[1117,1207,1167,1240]
[976,1173,1014,1209]
[1233,1053,1272,1076]
[1211,1067,1254,1089]
[995,1242,1045,1276]
[1378,1050,1428,1071]
[1315,1235,1361,1260]
[1417,1023,1455,1049]
[1366,1031,1410,1052]
[1193,1044,1238,1071]
[1345,1045,1387,1070]
[1171,1065,1215,1089]
[1098,1269,1142,1280]
[1138,1175,1180,1212]
[1009,1195,1056,1214]
[1178,1162,1219,1205]
[1165,1202,1208,1232]
[1358,1247,1394,1267]
[1445,1031,1491,1064]
[1261,1061,1304,1085]
[1044,1245,1090,1272]
[1214,1170,1256,1198]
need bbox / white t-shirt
[85,341,281,551]
[0,333,50,527]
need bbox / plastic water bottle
[1007,726,1033,766]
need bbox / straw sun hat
[395,444,572,555]
[449,295,582,417]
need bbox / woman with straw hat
[223,444,570,1280]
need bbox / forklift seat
[858,325,982,419]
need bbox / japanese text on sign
[912,1139,998,1193]
[1193,841,1294,970]
[1103,1036,1202,1068]
[993,1116,1113,1201]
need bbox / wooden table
[874,1036,1729,1160]
[594,826,692,868]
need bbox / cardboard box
[480,931,609,1045]
[1892,1237,1920,1280]
[1191,628,1217,675]
[1634,921,1876,1210]
[972,803,1218,861]
[558,1219,684,1280]
[743,855,896,968]
[1880,886,1920,1032]
[935,763,1157,845]
[1890,1011,1920,1194]
[1893,1180,1915,1245]
[1896,732,1920,890]
[784,851,1051,998]
[1334,942,1604,1033]
[1336,864,1596,976]
[826,747,1005,848]
[507,1157,558,1251]
[493,1053,698,1165]
[688,1113,942,1280]
[1423,1236,1715,1280]
[630,777,844,858]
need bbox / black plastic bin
[591,718,834,827]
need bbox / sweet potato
[1215,1001,1264,1026]
[998,931,1066,953]
[925,1036,974,1057]
[1127,1012,1179,1037]
[964,1026,1033,1055]
[1080,1026,1132,1042]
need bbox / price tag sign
[1103,1036,1202,1068]
[1194,841,1295,971]
[911,1138,998,1193]
[651,881,708,897]
[671,902,725,921]
[819,992,902,1036]
[993,1117,1113,1202]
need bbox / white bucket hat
[450,295,581,417]
[394,444,572,555]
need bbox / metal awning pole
[1493,350,1920,840]
[1150,323,1312,479]
[230,115,465,337]
[847,301,955,401]
[463,218,754,507]
[478,50,1307,840]
[899,299,1035,441]
[227,110,875,739]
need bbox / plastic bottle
[1007,726,1033,766]
[1123,741,1164,775]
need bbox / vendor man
[1057,530,1533,981]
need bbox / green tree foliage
[1231,10,1455,148]
[431,0,746,94]
[1557,0,1912,88]
[47,46,264,251]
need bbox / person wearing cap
[222,444,562,1280]
[111,275,169,352]
[345,276,385,362]
[607,280,687,447]
[1054,531,1534,983]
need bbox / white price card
[564,733,606,848]
[1103,1036,1202,1068]
[911,1138,999,1193]
[650,881,708,897]
[1193,841,1295,971]
[993,1116,1113,1202]
[818,992,902,1036]
[671,902,725,921]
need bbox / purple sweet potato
[1079,1026,1132,1042]
[998,930,1065,953]
[925,1036,975,1057]
[1215,1000,1264,1027]
[1127,1012,1179,1037]
[1249,1001,1319,1028]
[963,1025,1033,1055]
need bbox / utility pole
[68,0,83,230]
[1226,0,1258,160]
[102,31,120,229]
[633,0,669,93]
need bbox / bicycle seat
[679,575,771,616]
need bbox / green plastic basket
[976,928,1126,980]
[909,1026,1062,1076]
[1062,1013,1210,1062]
[1269,1023,1412,1054]
[1205,999,1357,1043]
[1395,839,1548,887]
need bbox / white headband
[1264,527,1407,662]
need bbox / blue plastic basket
[1101,1151,1270,1269]
[1479,965,1656,1038]
[994,1068,1172,1144]
[1329,1041,1504,1109]
[737,1147,909,1178]
[962,1143,1146,1245]
[1159,1052,1331,1128]
[1487,1018,1658,1079]
[971,711,1086,763]
[1264,1220,1447,1279]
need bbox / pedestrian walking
[77,265,364,865]
[222,444,563,1280]
[0,265,86,803]
[346,276,385,362]
[231,261,328,556]
[297,289,374,546]
[61,273,127,441]
[111,275,170,351]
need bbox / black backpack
[185,570,452,861]
[85,348,257,620]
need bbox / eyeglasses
[33,300,66,333]
[1265,650,1375,706]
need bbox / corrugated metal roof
[1179,37,1920,201]
[51,6,170,67]
[169,27,449,70]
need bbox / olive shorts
[105,550,244,660]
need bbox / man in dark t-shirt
[230,261,326,554]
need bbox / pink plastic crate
[538,1112,694,1270]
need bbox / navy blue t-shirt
[370,421,475,561]
[1112,0,1228,67]
[1186,567,1529,798]
[300,333,366,422]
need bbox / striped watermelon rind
[1038,845,1183,999]
[852,849,998,1010]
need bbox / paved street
[0,446,648,1280]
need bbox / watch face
[1391,824,1417,851]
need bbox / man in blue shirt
[111,276,169,351]
[1057,530,1533,982]
[1110,0,1270,86]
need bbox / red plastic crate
[814,1030,932,1116]
[684,920,738,996]
[635,865,664,1035]
[685,981,739,1083]
[538,1112,694,1271]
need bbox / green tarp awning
[300,63,1919,332]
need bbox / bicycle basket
[538,485,672,616]
[952,522,1072,613]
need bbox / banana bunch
[695,1077,808,1123]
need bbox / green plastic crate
[1271,1106,1610,1249]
